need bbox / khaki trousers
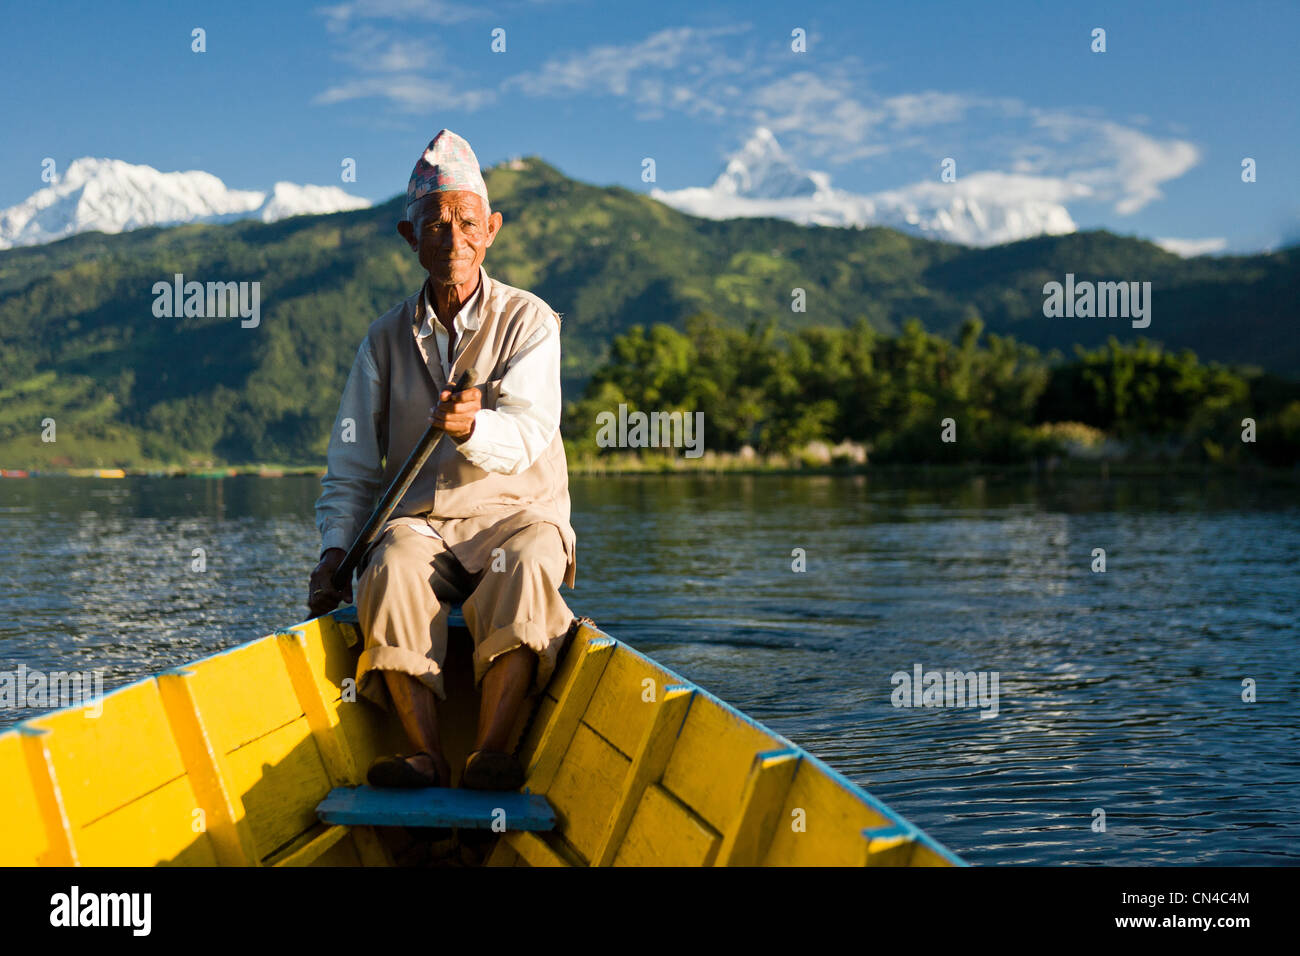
[354,521,573,707]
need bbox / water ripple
[1,472,1297,865]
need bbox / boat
[0,607,962,867]
[63,468,127,479]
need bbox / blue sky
[3,0,1296,252]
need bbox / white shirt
[316,271,562,556]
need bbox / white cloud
[1030,113,1200,215]
[312,8,493,111]
[748,80,1031,165]
[313,75,496,111]
[305,17,1204,227]
[335,26,431,72]
[883,91,979,128]
[316,0,478,33]
[749,71,887,162]
[759,97,1203,218]
[503,24,752,112]
[314,20,750,116]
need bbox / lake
[1,472,1297,865]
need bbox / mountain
[653,127,1082,246]
[0,155,1294,467]
[711,126,833,200]
[0,158,371,249]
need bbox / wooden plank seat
[317,786,555,831]
[332,604,467,628]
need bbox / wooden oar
[331,368,476,592]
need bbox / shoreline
[2,459,1297,481]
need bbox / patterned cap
[406,129,490,210]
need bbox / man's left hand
[429,385,481,441]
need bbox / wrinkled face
[398,191,502,289]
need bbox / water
[2,473,1297,865]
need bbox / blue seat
[317,786,555,831]
[333,604,466,627]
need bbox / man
[308,129,576,792]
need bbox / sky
[2,0,1297,253]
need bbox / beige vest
[366,267,576,585]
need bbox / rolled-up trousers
[354,521,573,707]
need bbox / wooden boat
[0,607,962,867]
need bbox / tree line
[563,313,1300,467]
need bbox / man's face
[398,191,502,289]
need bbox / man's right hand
[308,548,352,618]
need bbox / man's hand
[428,385,481,441]
[308,547,352,617]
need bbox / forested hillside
[0,157,1295,467]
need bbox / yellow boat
[0,607,962,867]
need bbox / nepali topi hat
[407,129,490,211]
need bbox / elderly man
[308,129,576,792]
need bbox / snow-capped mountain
[1154,237,1228,258]
[0,158,372,249]
[711,127,833,201]
[652,127,1083,246]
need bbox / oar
[331,368,476,592]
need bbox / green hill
[0,156,1295,467]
